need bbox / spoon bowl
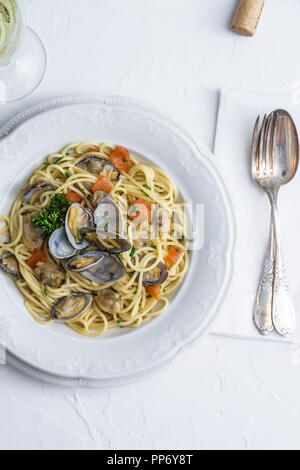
[271,109,299,187]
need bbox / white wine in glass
[0,0,47,103]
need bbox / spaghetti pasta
[0,143,189,337]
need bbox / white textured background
[1,0,300,450]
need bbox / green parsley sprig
[32,193,71,235]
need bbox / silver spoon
[252,110,299,336]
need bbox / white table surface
[1,0,300,451]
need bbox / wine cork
[231,0,265,36]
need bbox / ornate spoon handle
[269,193,296,336]
[253,216,274,335]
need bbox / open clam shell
[94,196,126,236]
[81,227,131,254]
[65,251,104,273]
[51,292,92,323]
[49,227,77,260]
[80,253,126,284]
[96,228,131,254]
[22,182,58,204]
[65,203,93,250]
[143,262,169,286]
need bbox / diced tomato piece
[110,146,132,173]
[129,199,151,222]
[146,285,161,300]
[91,175,113,194]
[165,246,184,266]
[67,191,83,204]
[26,249,48,270]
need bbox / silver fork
[252,115,275,335]
[252,111,297,336]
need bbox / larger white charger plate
[0,95,235,387]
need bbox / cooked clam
[22,182,58,204]
[143,262,169,286]
[94,196,125,235]
[77,157,120,181]
[81,227,131,254]
[97,288,120,314]
[78,227,98,245]
[66,251,104,272]
[0,253,21,279]
[34,262,66,288]
[65,203,93,250]
[80,253,126,284]
[49,227,77,259]
[97,228,131,254]
[51,292,92,323]
[22,214,45,251]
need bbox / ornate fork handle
[268,191,296,336]
[254,216,274,335]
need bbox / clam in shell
[51,292,92,323]
[22,182,58,204]
[80,252,126,284]
[65,251,104,272]
[0,253,21,280]
[81,227,131,255]
[65,203,93,250]
[76,156,120,181]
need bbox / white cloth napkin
[211,89,300,343]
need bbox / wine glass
[0,0,47,103]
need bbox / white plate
[0,95,235,384]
